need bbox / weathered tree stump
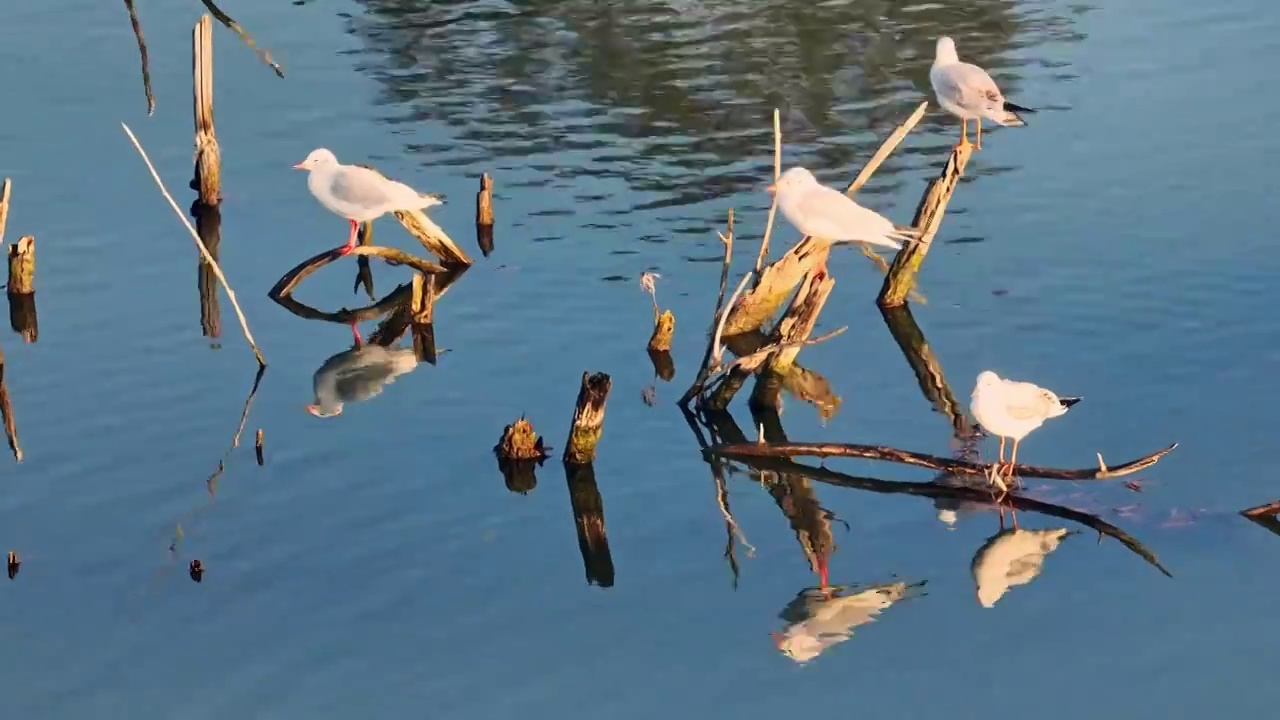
[648,309,675,352]
[6,236,37,343]
[564,372,612,465]
[494,417,549,494]
[192,16,220,205]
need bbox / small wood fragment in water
[564,372,612,465]
[495,417,549,494]
[6,550,18,580]
[255,428,264,466]
[476,172,494,257]
[0,178,11,243]
[193,16,221,206]
[189,559,204,583]
[647,309,675,353]
[6,236,34,295]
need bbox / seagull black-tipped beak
[1059,396,1083,409]
[292,163,305,170]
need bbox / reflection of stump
[494,418,548,494]
[648,309,674,352]
[410,272,437,363]
[476,172,494,257]
[647,348,675,382]
[6,237,37,343]
[193,203,221,342]
[564,372,612,465]
[566,462,614,587]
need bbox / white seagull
[970,371,1081,490]
[971,527,1073,607]
[769,167,920,255]
[294,148,444,255]
[930,36,1035,150]
[307,341,420,418]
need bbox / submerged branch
[708,441,1178,481]
[268,245,446,300]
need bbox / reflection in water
[307,340,420,417]
[970,527,1072,608]
[773,581,923,664]
[565,462,614,587]
[192,201,222,346]
[349,0,1083,214]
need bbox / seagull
[306,336,420,418]
[930,36,1035,150]
[771,582,919,664]
[768,167,919,272]
[293,148,444,256]
[970,371,1081,490]
[971,527,1073,607]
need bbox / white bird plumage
[772,582,919,664]
[294,148,444,255]
[307,344,420,418]
[970,370,1081,489]
[770,167,919,251]
[930,36,1034,149]
[971,527,1073,607]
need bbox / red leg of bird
[817,553,830,594]
[338,220,358,256]
[350,322,363,348]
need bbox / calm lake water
[2,0,1280,716]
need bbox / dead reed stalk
[121,122,266,368]
[754,108,782,275]
[193,16,221,205]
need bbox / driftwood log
[709,441,1177,481]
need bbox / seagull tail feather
[888,224,924,248]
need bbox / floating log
[269,244,446,301]
[255,428,264,466]
[565,462,614,587]
[648,309,675,352]
[878,142,973,307]
[192,16,221,206]
[494,417,549,494]
[193,201,222,343]
[476,172,494,257]
[879,304,972,439]
[564,372,612,465]
[710,440,1177,481]
[123,0,155,115]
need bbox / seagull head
[305,403,343,418]
[974,370,1002,395]
[935,36,959,65]
[293,148,339,171]
[768,166,818,198]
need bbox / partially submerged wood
[729,452,1171,577]
[679,209,735,406]
[878,142,973,307]
[709,440,1178,481]
[1242,500,1280,538]
[880,304,973,439]
[367,266,468,346]
[192,16,221,206]
[722,239,829,336]
[123,0,155,115]
[0,179,11,243]
[393,209,472,267]
[269,245,446,300]
[7,291,36,344]
[255,428,264,466]
[476,172,494,257]
[198,0,284,78]
[565,462,615,587]
[495,417,549,494]
[564,372,612,465]
[0,343,21,462]
[409,272,437,364]
[6,236,35,295]
[750,268,834,412]
[193,201,222,343]
[121,122,264,367]
[648,309,675,352]
[353,221,375,301]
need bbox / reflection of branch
[879,304,974,440]
[269,245,446,300]
[729,453,1172,577]
[710,441,1177,481]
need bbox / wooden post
[0,179,11,244]
[193,202,221,343]
[647,309,674,352]
[6,237,37,343]
[565,462,614,587]
[192,15,221,206]
[6,551,19,580]
[878,144,973,307]
[564,372,611,465]
[255,428,264,466]
[750,270,835,412]
[494,417,548,494]
[476,172,494,257]
[410,272,437,364]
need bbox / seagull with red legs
[293,148,444,256]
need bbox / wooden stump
[255,428,265,466]
[476,172,494,257]
[564,372,612,465]
[192,15,221,206]
[647,309,675,352]
[495,417,549,494]
[6,236,36,343]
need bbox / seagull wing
[329,165,415,210]
[999,380,1062,421]
[934,62,1005,116]
[795,185,895,242]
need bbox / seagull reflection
[970,527,1073,608]
[772,580,923,664]
[307,330,420,418]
